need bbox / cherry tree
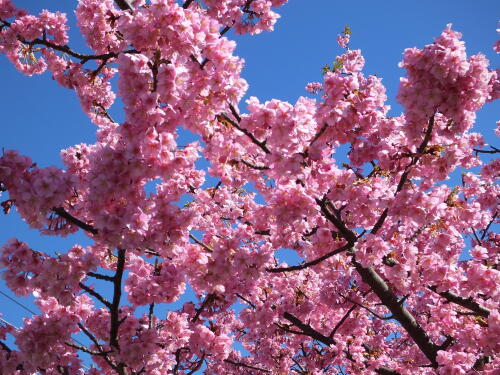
[0,0,499,374]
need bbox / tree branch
[109,249,126,350]
[353,262,439,367]
[375,367,401,375]
[218,113,271,154]
[224,359,270,373]
[236,293,256,309]
[473,146,499,154]
[282,312,335,345]
[192,294,215,323]
[114,0,134,11]
[53,207,98,235]
[328,304,357,338]
[79,282,112,308]
[371,114,436,235]
[240,159,269,170]
[266,242,352,273]
[428,286,490,317]
[182,0,195,9]
[189,234,213,253]
[316,198,357,244]
[87,272,115,282]
[65,342,109,356]
[77,323,117,371]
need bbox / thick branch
[53,207,97,235]
[375,367,401,375]
[316,198,357,243]
[182,0,195,9]
[354,262,439,367]
[192,294,215,322]
[114,0,134,11]
[428,286,490,317]
[109,249,126,350]
[282,312,335,345]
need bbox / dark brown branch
[240,159,270,170]
[371,114,436,235]
[0,341,12,354]
[224,359,270,373]
[267,242,352,273]
[481,212,497,241]
[79,282,112,308]
[24,37,137,64]
[220,24,233,37]
[328,304,357,338]
[428,286,490,317]
[182,0,195,9]
[353,262,440,367]
[472,355,491,371]
[148,302,155,330]
[192,294,215,322]
[375,367,401,375]
[282,312,335,345]
[309,123,328,147]
[229,103,242,122]
[316,198,357,244]
[65,342,109,356]
[236,293,256,309]
[109,249,126,350]
[53,207,98,234]
[187,353,206,375]
[87,272,115,282]
[218,113,271,154]
[77,323,117,371]
[473,146,499,154]
[114,0,134,11]
[343,296,394,321]
[255,229,271,236]
[189,234,213,253]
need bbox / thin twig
[189,234,213,253]
[329,304,357,338]
[236,293,256,309]
[218,113,271,154]
[224,359,270,372]
[267,242,352,273]
[79,282,112,308]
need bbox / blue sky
[0,0,498,358]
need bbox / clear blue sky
[0,0,498,351]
